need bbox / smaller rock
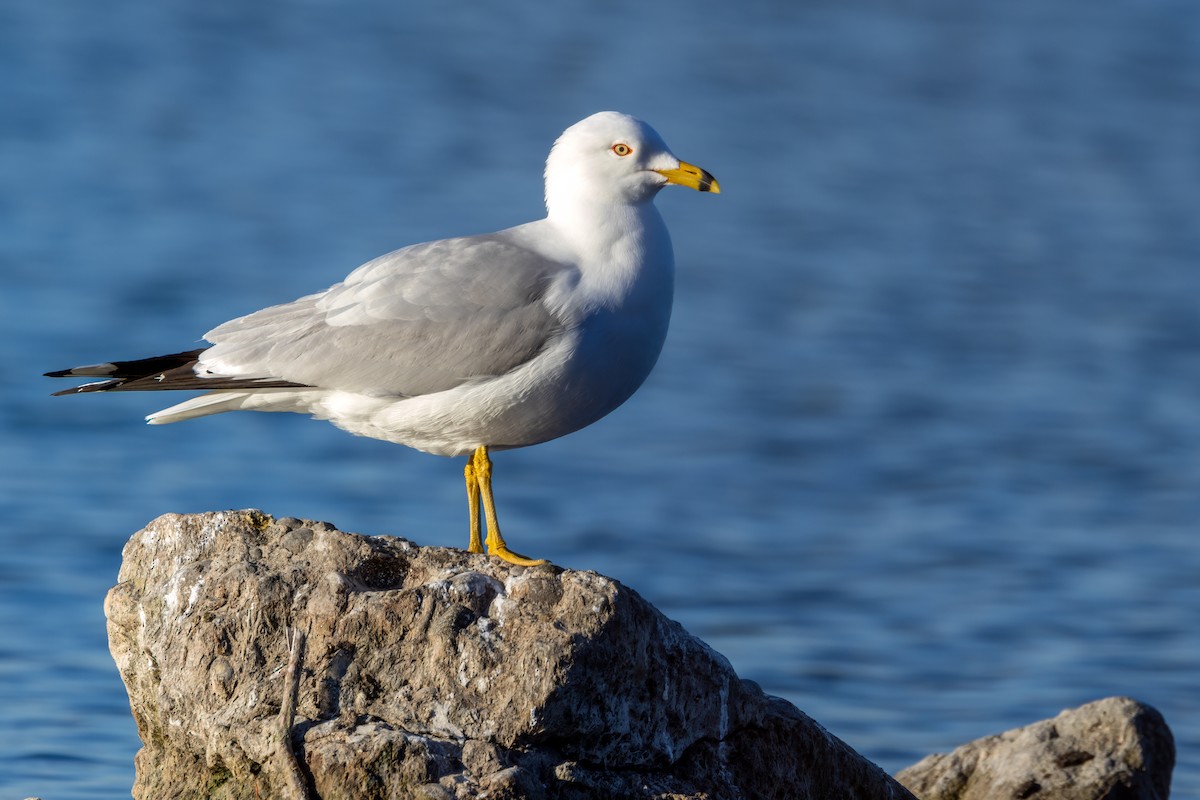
[896,696,1174,800]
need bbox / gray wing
[201,234,572,397]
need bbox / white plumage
[48,111,719,564]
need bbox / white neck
[543,197,673,310]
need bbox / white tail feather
[146,389,322,425]
[146,393,256,424]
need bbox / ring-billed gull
[46,111,720,566]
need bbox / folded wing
[200,234,572,398]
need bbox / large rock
[896,696,1174,800]
[105,510,916,800]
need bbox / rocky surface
[105,510,916,800]
[896,696,1174,800]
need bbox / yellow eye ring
[611,143,633,157]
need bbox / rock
[105,510,915,800]
[896,696,1174,800]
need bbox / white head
[544,112,718,218]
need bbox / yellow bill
[656,161,721,193]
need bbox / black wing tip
[48,378,124,396]
[43,350,207,390]
[45,366,106,378]
[45,361,123,379]
[43,348,310,395]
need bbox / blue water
[3,1,1199,796]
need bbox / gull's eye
[611,143,633,157]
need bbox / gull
[46,111,720,566]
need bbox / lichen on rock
[896,696,1174,800]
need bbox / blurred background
[3,0,1199,796]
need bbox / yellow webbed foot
[488,545,548,568]
[464,445,549,567]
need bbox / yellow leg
[465,456,483,554]
[467,445,547,567]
